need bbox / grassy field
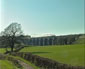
[20,44,85,66]
[0,48,6,53]
[0,60,17,69]
[0,44,84,66]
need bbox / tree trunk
[11,36,15,52]
[11,46,13,52]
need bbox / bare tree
[0,23,23,52]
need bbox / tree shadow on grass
[31,52,51,54]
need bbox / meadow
[0,60,17,69]
[0,48,6,54]
[0,42,85,67]
[20,44,85,66]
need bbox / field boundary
[0,53,23,69]
[11,52,85,69]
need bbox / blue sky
[0,0,84,36]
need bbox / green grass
[0,48,6,53]
[0,60,17,69]
[20,44,85,66]
[0,49,39,69]
[0,48,15,54]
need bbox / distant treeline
[28,34,84,46]
[0,34,84,48]
[53,34,81,45]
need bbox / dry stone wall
[11,52,85,69]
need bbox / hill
[74,35,85,44]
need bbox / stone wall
[11,52,85,69]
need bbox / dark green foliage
[29,34,83,46]
[55,34,81,45]
[0,23,23,52]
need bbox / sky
[0,0,84,37]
